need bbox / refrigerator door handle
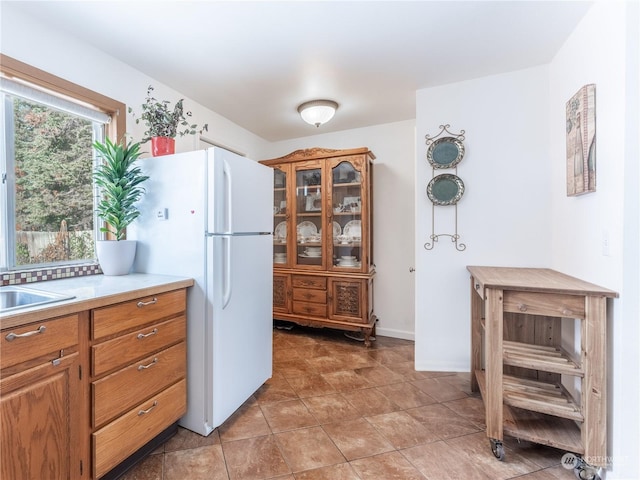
[222,236,232,309]
[223,159,232,233]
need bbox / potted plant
[130,85,208,156]
[93,137,149,275]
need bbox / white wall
[1,4,417,341]
[548,2,639,479]
[415,2,638,477]
[0,4,269,159]
[262,120,417,339]
[414,65,552,371]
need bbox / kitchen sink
[0,285,75,313]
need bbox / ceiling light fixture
[297,100,339,127]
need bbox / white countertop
[1,273,194,329]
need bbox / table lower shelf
[503,374,584,422]
[475,370,584,454]
[503,340,584,377]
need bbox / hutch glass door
[330,161,362,270]
[295,164,323,268]
[273,167,288,266]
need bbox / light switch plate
[156,208,168,221]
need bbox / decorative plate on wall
[427,174,465,206]
[427,136,465,169]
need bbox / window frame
[1,54,127,271]
[0,54,125,141]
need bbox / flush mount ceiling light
[297,100,339,127]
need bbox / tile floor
[121,326,578,480]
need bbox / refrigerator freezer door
[208,148,273,234]
[207,233,273,429]
[130,151,207,279]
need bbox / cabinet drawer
[92,315,186,377]
[92,289,185,340]
[92,341,186,428]
[293,301,327,317]
[93,379,186,479]
[1,314,78,370]
[503,291,586,319]
[292,275,326,290]
[292,288,327,304]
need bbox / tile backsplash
[1,263,102,286]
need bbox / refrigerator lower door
[206,233,273,429]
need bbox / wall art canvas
[566,84,596,196]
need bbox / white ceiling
[5,1,592,141]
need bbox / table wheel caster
[490,439,505,461]
[573,457,601,480]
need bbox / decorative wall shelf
[424,124,466,251]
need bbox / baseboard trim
[375,327,414,341]
[414,360,469,372]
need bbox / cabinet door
[328,155,369,273]
[273,273,291,314]
[293,160,325,270]
[328,278,366,323]
[272,164,292,267]
[1,353,81,480]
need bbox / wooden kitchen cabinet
[468,266,618,473]
[0,279,191,480]
[261,148,377,346]
[273,272,291,314]
[328,277,373,323]
[90,289,187,479]
[1,314,84,480]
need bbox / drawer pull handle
[138,401,158,416]
[5,325,46,342]
[137,357,158,370]
[137,328,158,339]
[137,297,158,308]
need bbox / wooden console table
[468,266,618,471]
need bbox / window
[0,54,126,272]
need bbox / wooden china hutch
[260,147,377,346]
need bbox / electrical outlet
[156,208,168,221]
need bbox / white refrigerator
[129,146,273,436]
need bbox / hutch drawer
[293,301,327,317]
[292,288,327,303]
[292,275,327,290]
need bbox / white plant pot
[96,240,137,276]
